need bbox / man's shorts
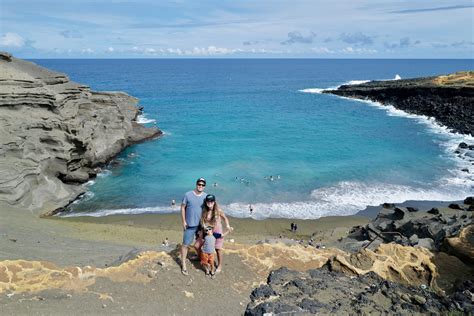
[200,252,214,266]
[182,226,199,246]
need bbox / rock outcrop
[0,52,162,215]
[342,201,473,256]
[245,266,474,315]
[324,71,474,135]
[246,201,474,315]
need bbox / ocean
[33,59,474,219]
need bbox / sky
[0,0,473,58]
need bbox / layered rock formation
[0,52,161,215]
[324,71,474,135]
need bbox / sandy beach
[3,199,472,315]
[0,203,369,315]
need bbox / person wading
[180,177,207,275]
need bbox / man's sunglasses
[197,183,206,187]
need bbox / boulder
[464,197,474,205]
[416,238,436,251]
[449,203,463,210]
[427,208,440,215]
[0,51,12,61]
[409,234,419,246]
[250,285,277,300]
[443,225,474,264]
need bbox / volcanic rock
[324,71,474,135]
[245,266,473,315]
[0,53,162,215]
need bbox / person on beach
[195,194,233,273]
[200,226,217,278]
[180,177,207,275]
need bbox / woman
[195,194,233,273]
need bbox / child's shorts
[200,252,214,266]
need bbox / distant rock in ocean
[324,71,474,135]
[0,52,162,215]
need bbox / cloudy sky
[0,0,473,58]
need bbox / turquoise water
[34,59,474,219]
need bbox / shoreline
[1,193,472,314]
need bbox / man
[180,177,207,275]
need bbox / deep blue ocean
[33,59,474,219]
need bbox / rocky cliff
[324,71,474,135]
[0,52,162,215]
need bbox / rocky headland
[324,71,474,135]
[0,52,161,216]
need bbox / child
[200,226,217,278]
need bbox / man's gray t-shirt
[202,234,216,254]
[182,190,206,227]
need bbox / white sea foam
[345,80,370,85]
[298,80,368,95]
[298,88,326,94]
[63,175,471,218]
[137,114,156,124]
[299,75,400,95]
[97,169,112,178]
[61,205,177,217]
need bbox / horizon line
[26,57,474,60]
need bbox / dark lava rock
[245,302,301,316]
[464,197,474,205]
[323,75,474,135]
[342,199,472,253]
[246,267,473,315]
[407,207,419,213]
[459,142,469,149]
[449,203,463,210]
[382,203,395,208]
[250,285,277,300]
[297,298,328,313]
[0,51,12,61]
[427,208,440,215]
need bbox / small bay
[33,59,474,219]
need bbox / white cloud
[0,33,25,47]
[107,47,115,52]
[341,46,377,54]
[312,46,334,54]
[185,46,237,55]
[81,48,94,54]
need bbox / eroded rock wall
[0,52,161,215]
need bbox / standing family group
[180,177,233,278]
